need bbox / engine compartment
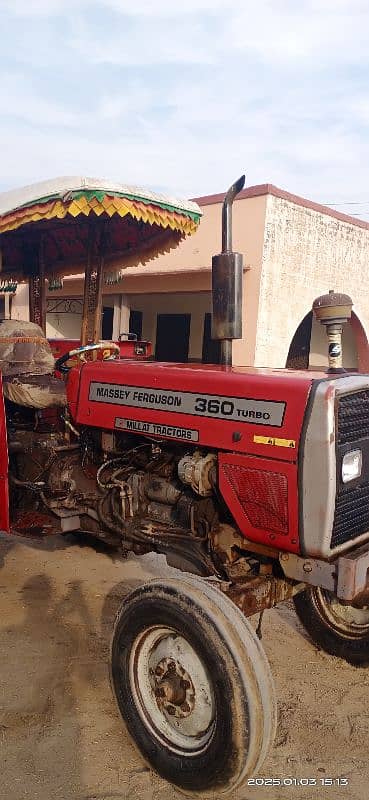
[7,401,227,574]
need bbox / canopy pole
[81,222,105,345]
[81,224,94,346]
[29,235,46,333]
[93,224,105,343]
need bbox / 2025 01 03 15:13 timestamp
[247,777,349,787]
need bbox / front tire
[110,576,276,796]
[294,587,369,665]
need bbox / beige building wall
[46,308,83,339]
[255,194,369,368]
[119,193,267,365]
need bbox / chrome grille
[331,390,369,548]
[337,389,369,445]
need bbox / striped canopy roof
[0,177,202,279]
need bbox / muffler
[211,175,245,366]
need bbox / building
[11,183,369,370]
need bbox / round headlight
[342,449,362,483]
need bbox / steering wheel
[55,341,120,374]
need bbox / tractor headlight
[342,449,362,483]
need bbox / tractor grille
[336,389,369,445]
[331,390,369,548]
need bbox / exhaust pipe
[212,175,245,366]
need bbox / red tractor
[0,175,368,796]
[49,333,152,372]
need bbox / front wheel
[294,587,369,665]
[110,576,276,797]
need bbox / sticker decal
[89,382,286,427]
[115,418,199,442]
[254,435,296,448]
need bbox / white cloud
[2,0,66,15]
[4,0,228,17]
[0,74,81,128]
[1,0,369,216]
[228,0,369,65]
[68,15,216,66]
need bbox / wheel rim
[129,625,216,755]
[314,588,369,637]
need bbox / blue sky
[2,0,369,217]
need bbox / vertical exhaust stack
[312,290,353,373]
[212,175,245,366]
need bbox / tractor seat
[0,320,67,409]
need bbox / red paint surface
[68,360,322,553]
[70,360,320,461]
[219,452,299,553]
[49,338,152,369]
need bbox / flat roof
[193,183,369,232]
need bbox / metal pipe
[212,175,246,366]
[220,340,233,366]
[222,175,245,252]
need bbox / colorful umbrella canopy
[0,176,202,280]
[0,177,202,339]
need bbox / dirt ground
[0,531,368,800]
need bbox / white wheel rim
[317,589,369,634]
[129,625,215,754]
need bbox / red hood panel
[70,361,323,461]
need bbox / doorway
[102,306,114,340]
[129,309,143,340]
[155,314,191,362]
[286,312,312,369]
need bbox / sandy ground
[0,531,368,800]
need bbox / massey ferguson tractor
[0,174,368,796]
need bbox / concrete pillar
[118,294,130,338]
[111,295,121,340]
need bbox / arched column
[286,310,367,372]
[351,311,369,372]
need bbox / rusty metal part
[211,522,280,566]
[279,544,369,604]
[227,574,304,617]
[150,656,195,720]
[279,552,337,593]
[211,523,243,564]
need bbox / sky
[2,0,369,217]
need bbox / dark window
[102,306,114,340]
[155,314,191,362]
[202,313,221,364]
[129,310,143,339]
